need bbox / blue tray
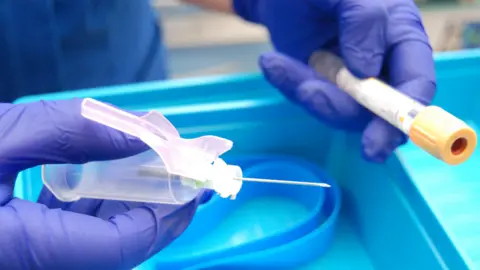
[14,49,480,269]
[143,155,340,269]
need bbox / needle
[138,166,331,188]
[233,177,331,188]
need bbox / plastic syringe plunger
[309,51,477,165]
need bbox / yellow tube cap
[408,106,477,165]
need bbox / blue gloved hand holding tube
[233,0,437,162]
[0,99,212,270]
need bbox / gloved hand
[0,99,212,270]
[233,0,436,162]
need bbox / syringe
[42,98,332,205]
[309,51,477,165]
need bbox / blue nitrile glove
[0,99,213,270]
[234,0,436,162]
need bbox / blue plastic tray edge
[13,73,262,104]
[433,48,480,61]
[388,151,468,269]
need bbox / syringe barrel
[309,51,477,165]
[42,150,201,204]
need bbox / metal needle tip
[233,177,331,188]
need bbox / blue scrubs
[0,0,167,102]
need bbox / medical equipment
[41,98,330,205]
[310,51,477,165]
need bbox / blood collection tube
[309,51,477,165]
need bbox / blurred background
[154,0,480,78]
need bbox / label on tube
[336,68,425,134]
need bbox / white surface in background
[162,10,268,49]
[158,3,480,50]
[152,0,182,7]
[155,3,480,77]
[422,8,480,51]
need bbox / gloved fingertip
[342,50,385,78]
[361,136,389,163]
[124,133,149,149]
[123,111,156,151]
[198,189,214,204]
[259,52,289,86]
[259,52,317,99]
[361,117,407,163]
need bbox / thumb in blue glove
[234,0,437,162]
[0,99,212,270]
